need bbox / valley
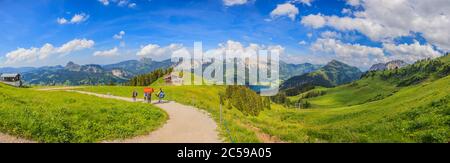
[1,54,449,143]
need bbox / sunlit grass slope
[77,84,262,143]
[0,83,167,143]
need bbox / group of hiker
[132,88,165,103]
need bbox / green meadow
[0,83,167,143]
[76,74,449,142]
[2,55,448,143]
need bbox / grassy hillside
[281,60,362,96]
[75,55,449,143]
[77,73,449,142]
[0,83,167,143]
[77,84,263,142]
[252,76,449,142]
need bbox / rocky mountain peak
[65,61,81,71]
[369,60,408,71]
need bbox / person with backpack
[132,90,138,102]
[157,88,165,103]
[144,92,148,103]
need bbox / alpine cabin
[0,73,23,87]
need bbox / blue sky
[0,0,448,69]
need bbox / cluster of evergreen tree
[301,90,326,99]
[270,92,292,106]
[361,56,450,87]
[221,86,271,116]
[128,67,173,86]
[283,84,316,96]
[269,91,315,109]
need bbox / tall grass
[0,84,167,143]
[76,76,450,142]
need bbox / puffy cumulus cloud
[301,14,407,41]
[205,40,284,59]
[301,0,450,51]
[310,36,442,68]
[137,43,189,61]
[346,0,362,6]
[223,0,249,6]
[57,39,95,54]
[203,40,284,70]
[353,0,450,51]
[320,31,341,39]
[5,48,40,64]
[93,47,119,57]
[113,31,126,40]
[4,39,94,64]
[301,14,326,28]
[310,38,386,68]
[270,3,299,21]
[57,13,89,25]
[383,41,441,63]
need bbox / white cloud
[383,41,441,63]
[57,13,89,25]
[99,0,109,6]
[137,43,188,61]
[298,41,307,45]
[4,39,95,64]
[301,14,326,28]
[118,0,129,6]
[56,18,68,24]
[310,38,386,68]
[113,31,126,40]
[301,0,450,51]
[270,3,299,21]
[99,0,137,8]
[320,31,341,39]
[291,0,314,6]
[223,0,249,6]
[57,39,95,54]
[38,43,56,60]
[341,8,352,15]
[310,36,442,68]
[346,0,362,6]
[94,47,119,57]
[5,48,40,64]
[204,40,284,61]
[128,3,136,8]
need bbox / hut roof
[0,73,20,78]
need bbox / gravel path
[67,90,221,143]
[1,88,221,143]
[0,133,35,143]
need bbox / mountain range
[14,58,174,85]
[369,60,409,71]
[280,60,363,96]
[279,61,322,81]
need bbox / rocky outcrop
[369,60,408,71]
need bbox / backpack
[159,91,165,98]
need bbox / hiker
[132,90,138,102]
[144,87,154,103]
[157,88,165,103]
[144,92,148,103]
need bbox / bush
[222,86,270,116]
[128,68,173,86]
